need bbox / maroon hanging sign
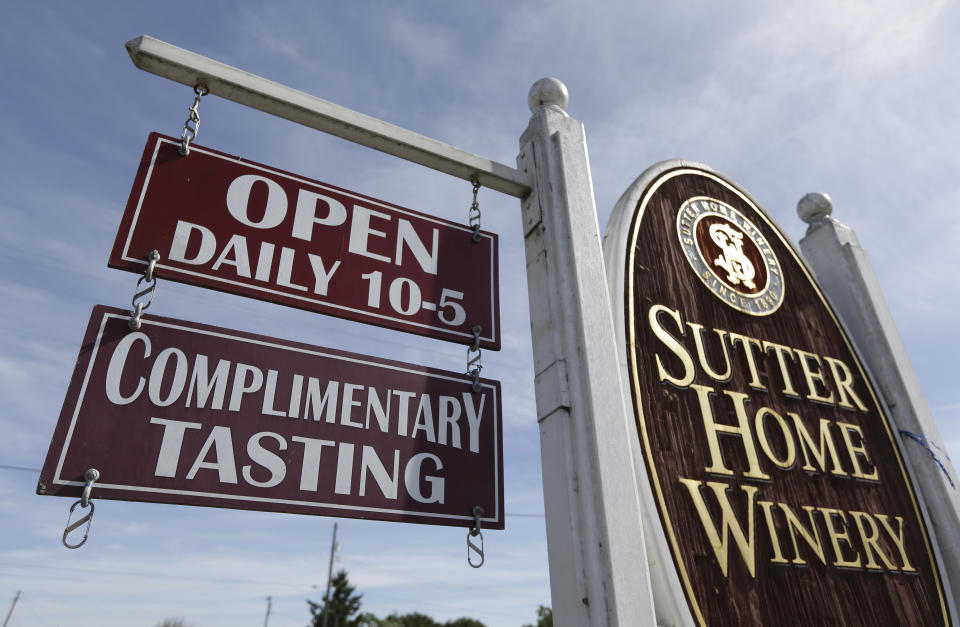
[39,305,504,528]
[109,133,500,349]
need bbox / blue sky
[2,2,959,626]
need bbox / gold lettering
[648,304,695,388]
[875,514,917,572]
[679,478,758,578]
[789,413,849,477]
[824,356,869,412]
[850,511,898,571]
[688,323,732,382]
[837,422,879,481]
[758,500,790,564]
[820,508,862,568]
[781,503,827,566]
[691,385,770,480]
[730,333,766,390]
[755,407,796,470]
[763,341,800,397]
[795,349,836,405]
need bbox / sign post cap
[798,191,833,224]
[528,78,569,113]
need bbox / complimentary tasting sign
[39,306,503,528]
[604,164,949,625]
[109,133,500,350]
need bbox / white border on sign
[53,311,502,526]
[120,136,498,345]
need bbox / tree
[356,612,383,627]
[308,569,364,627]
[366,613,486,627]
[384,612,437,627]
[523,605,553,627]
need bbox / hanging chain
[468,175,482,243]
[62,468,99,550]
[129,250,160,330]
[464,177,484,392]
[466,325,483,392]
[467,505,485,568]
[179,84,208,156]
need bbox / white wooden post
[516,79,657,627]
[797,192,960,609]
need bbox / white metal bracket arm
[126,35,531,199]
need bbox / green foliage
[356,612,383,627]
[522,605,553,627]
[307,573,487,627]
[308,570,364,627]
[385,612,437,627]
[364,613,486,627]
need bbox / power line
[0,464,40,473]
[0,562,308,591]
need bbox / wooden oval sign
[603,162,950,626]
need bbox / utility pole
[2,591,20,627]
[263,595,272,627]
[321,522,338,627]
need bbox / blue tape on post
[900,430,955,489]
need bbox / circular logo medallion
[676,196,784,315]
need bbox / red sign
[39,306,504,529]
[109,133,500,350]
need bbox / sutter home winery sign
[605,164,950,625]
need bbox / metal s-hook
[466,326,483,393]
[468,175,482,243]
[63,468,99,550]
[467,505,485,568]
[179,84,208,156]
[62,500,95,549]
[129,251,160,330]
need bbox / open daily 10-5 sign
[39,306,504,528]
[109,133,500,350]
[604,164,950,626]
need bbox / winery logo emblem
[676,196,784,315]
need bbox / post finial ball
[529,78,569,112]
[797,192,833,224]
